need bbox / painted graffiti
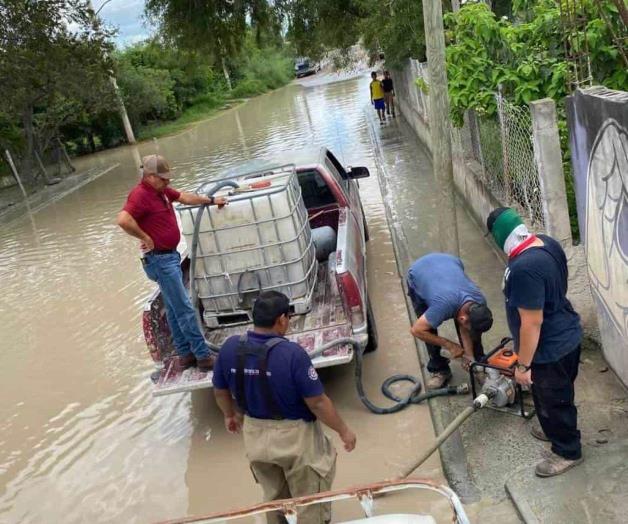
[568,86,628,386]
[585,119,628,338]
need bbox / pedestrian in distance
[382,71,396,118]
[117,154,228,372]
[369,71,386,125]
[407,253,494,389]
[213,291,356,524]
[487,207,583,477]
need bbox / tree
[0,0,115,182]
[145,0,272,85]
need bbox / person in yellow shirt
[369,71,386,124]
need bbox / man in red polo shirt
[117,154,227,371]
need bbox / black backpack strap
[257,338,284,420]
[234,335,285,420]
[235,334,249,414]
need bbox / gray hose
[312,337,469,415]
[400,393,491,477]
[189,179,240,355]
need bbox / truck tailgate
[152,259,353,396]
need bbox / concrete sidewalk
[365,109,628,523]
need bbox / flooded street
[0,76,452,523]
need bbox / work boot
[426,371,452,390]
[196,356,216,373]
[178,354,197,369]
[530,423,550,442]
[535,453,583,478]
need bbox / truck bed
[151,259,353,396]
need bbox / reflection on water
[0,76,401,523]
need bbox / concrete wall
[567,87,628,386]
[392,59,599,340]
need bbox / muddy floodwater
[0,75,450,523]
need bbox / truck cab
[143,148,375,395]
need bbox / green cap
[488,208,523,250]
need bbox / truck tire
[365,298,378,353]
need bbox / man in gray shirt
[407,253,494,389]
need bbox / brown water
[0,76,450,523]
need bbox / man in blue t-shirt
[488,207,583,478]
[407,253,494,389]
[213,291,356,524]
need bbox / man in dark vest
[487,207,583,477]
[213,291,356,524]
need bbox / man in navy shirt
[407,253,494,389]
[213,291,356,524]
[488,207,583,477]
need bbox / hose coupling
[455,383,470,395]
[472,393,490,409]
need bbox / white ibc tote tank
[179,164,317,327]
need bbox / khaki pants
[243,416,337,524]
[384,92,395,114]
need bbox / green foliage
[0,0,115,177]
[444,0,625,239]
[414,77,430,95]
[363,0,426,68]
[231,41,293,96]
[116,65,178,126]
[145,0,270,62]
[444,0,627,125]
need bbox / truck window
[297,170,337,209]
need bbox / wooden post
[421,0,460,255]
[5,150,28,199]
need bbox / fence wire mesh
[466,93,546,230]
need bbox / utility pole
[421,0,460,255]
[89,0,136,144]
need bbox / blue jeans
[143,252,210,360]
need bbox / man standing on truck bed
[117,154,227,372]
[213,291,356,524]
[407,253,494,389]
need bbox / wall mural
[568,87,628,386]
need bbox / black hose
[189,179,240,355]
[311,337,468,415]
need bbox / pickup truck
[143,147,377,395]
[294,57,319,78]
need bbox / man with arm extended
[487,207,583,477]
[407,253,494,389]
[213,291,356,524]
[117,154,227,372]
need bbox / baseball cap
[142,155,175,179]
[468,302,493,333]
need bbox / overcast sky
[96,0,152,47]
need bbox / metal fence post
[496,88,512,201]
[530,98,573,246]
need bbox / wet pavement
[0,74,459,523]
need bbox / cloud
[96,0,154,47]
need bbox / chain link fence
[465,93,546,230]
